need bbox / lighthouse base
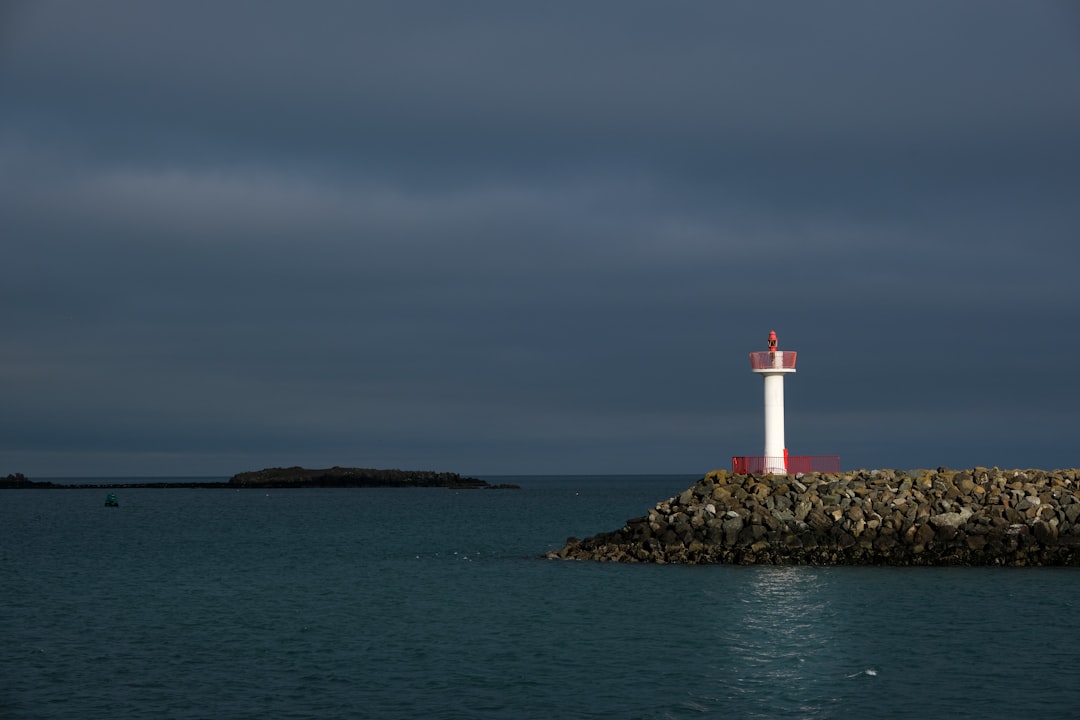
[732,455,841,475]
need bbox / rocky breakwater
[547,468,1080,566]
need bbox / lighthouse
[732,331,840,475]
[750,330,797,474]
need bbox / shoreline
[0,467,520,491]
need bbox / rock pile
[546,468,1080,566]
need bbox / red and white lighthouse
[751,330,797,473]
[732,331,840,475]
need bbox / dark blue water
[3,475,1079,719]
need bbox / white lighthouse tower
[750,330,797,474]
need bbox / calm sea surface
[3,474,1080,719]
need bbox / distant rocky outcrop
[547,467,1080,566]
[0,468,519,490]
[0,473,34,489]
[229,466,518,489]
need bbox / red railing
[731,455,840,475]
[749,351,797,370]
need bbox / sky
[2,1,1079,477]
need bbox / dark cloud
[1,1,1078,476]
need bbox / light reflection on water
[701,567,840,718]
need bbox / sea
[3,474,1080,720]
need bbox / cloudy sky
[2,2,1078,477]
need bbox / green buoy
[104,493,119,507]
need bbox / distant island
[0,467,519,490]
[229,466,519,489]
